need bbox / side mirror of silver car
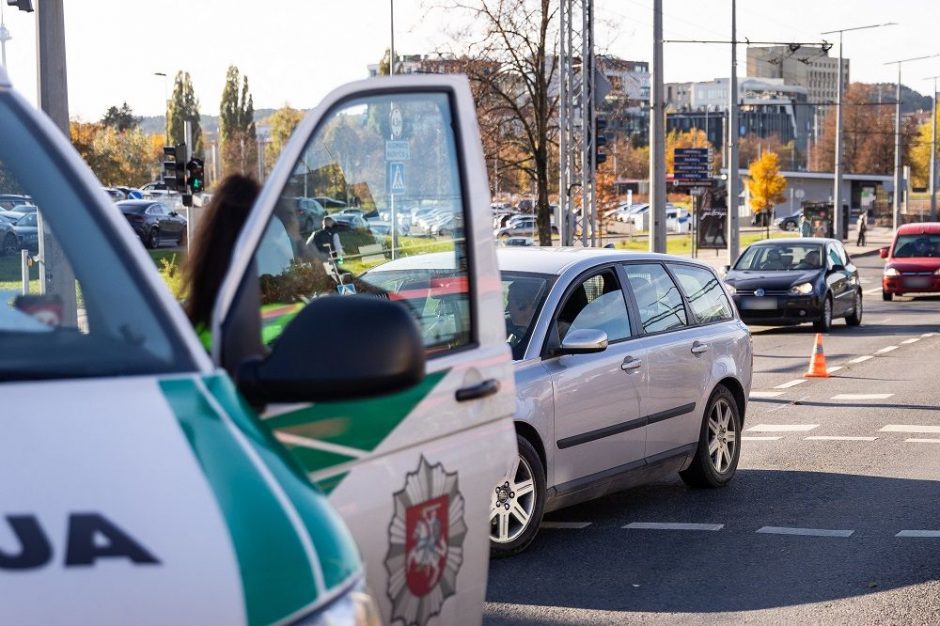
[559,329,608,354]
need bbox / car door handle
[691,341,710,355]
[621,357,642,371]
[455,378,501,402]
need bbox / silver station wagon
[362,248,753,557]
[495,248,753,555]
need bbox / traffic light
[6,1,34,12]
[594,115,608,168]
[162,144,186,192]
[186,157,205,194]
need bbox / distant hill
[137,108,280,138]
[864,83,931,114]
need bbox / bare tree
[430,0,559,244]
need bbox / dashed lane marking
[804,436,878,441]
[748,424,819,432]
[541,521,592,529]
[757,526,854,538]
[922,332,938,337]
[742,436,783,441]
[848,355,874,364]
[896,530,940,538]
[876,346,899,354]
[774,379,806,389]
[828,366,843,373]
[831,393,894,400]
[624,522,723,531]
[901,338,920,344]
[905,438,940,444]
[881,425,940,434]
[864,288,881,295]
[750,391,784,399]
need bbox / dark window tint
[624,263,688,333]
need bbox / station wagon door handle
[691,341,710,355]
[621,357,642,371]
[455,378,501,402]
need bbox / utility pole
[928,75,939,222]
[0,2,11,68]
[389,0,395,75]
[727,0,739,262]
[649,0,666,253]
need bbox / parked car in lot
[880,222,940,300]
[117,199,187,248]
[291,196,326,235]
[495,215,558,239]
[2,67,517,625]
[723,238,862,330]
[10,211,38,251]
[0,213,18,255]
[0,193,32,211]
[774,211,801,231]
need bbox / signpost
[673,148,711,186]
[387,105,405,258]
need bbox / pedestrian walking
[856,211,867,247]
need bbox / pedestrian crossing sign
[337,283,357,295]
[387,161,406,194]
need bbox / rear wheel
[784,221,796,231]
[846,290,862,326]
[176,228,187,247]
[490,436,545,557]
[813,294,833,331]
[882,290,893,302]
[147,227,160,249]
[680,386,741,488]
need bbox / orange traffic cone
[803,333,830,378]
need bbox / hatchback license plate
[740,296,778,310]
[904,277,931,288]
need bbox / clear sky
[0,0,937,121]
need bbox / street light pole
[389,0,395,76]
[649,0,666,253]
[154,71,168,143]
[928,75,939,222]
[821,23,895,240]
[884,53,940,230]
[727,0,739,262]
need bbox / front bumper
[732,294,823,325]
[882,275,940,295]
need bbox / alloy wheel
[707,397,737,475]
[490,454,536,543]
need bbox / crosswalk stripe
[742,436,782,441]
[750,391,784,399]
[901,338,920,344]
[624,522,723,531]
[832,393,893,400]
[757,526,853,538]
[896,530,940,538]
[774,379,806,389]
[848,355,873,364]
[748,424,819,432]
[905,438,940,443]
[804,436,878,441]
[881,425,940,434]
[876,346,898,354]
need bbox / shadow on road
[485,469,940,617]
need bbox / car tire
[882,290,893,302]
[1,232,17,256]
[813,294,833,332]
[680,385,741,488]
[785,221,796,231]
[846,290,862,326]
[490,435,545,558]
[147,227,160,249]
[177,228,187,247]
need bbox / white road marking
[749,424,819,432]
[922,332,937,337]
[876,346,898,354]
[541,521,592,529]
[750,391,784,399]
[624,522,723,531]
[905,438,940,444]
[881,425,940,434]
[742,436,783,441]
[774,379,806,389]
[757,526,854,538]
[848,355,874,364]
[896,530,940,538]
[901,338,920,345]
[831,393,894,401]
[828,366,843,373]
[804,436,878,441]
[864,288,881,295]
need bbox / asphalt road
[484,254,940,625]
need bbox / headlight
[296,583,381,626]
[884,267,900,277]
[789,282,813,295]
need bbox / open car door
[210,75,517,625]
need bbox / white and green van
[0,67,516,625]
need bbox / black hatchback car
[723,238,862,331]
[117,200,187,249]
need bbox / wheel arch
[514,420,546,472]
[714,376,747,425]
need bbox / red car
[881,222,940,301]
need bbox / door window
[251,92,473,356]
[624,263,688,333]
[555,269,630,343]
[668,264,733,324]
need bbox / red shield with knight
[385,457,466,626]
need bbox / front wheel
[846,290,862,326]
[882,290,893,302]
[147,227,160,249]
[680,386,741,488]
[813,294,833,331]
[490,436,545,557]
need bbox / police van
[0,67,516,625]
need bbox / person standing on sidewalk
[856,211,867,246]
[799,213,812,238]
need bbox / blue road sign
[387,161,406,194]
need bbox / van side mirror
[237,296,425,405]
[879,247,889,259]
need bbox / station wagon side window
[668,264,733,324]
[555,269,630,343]
[249,92,473,356]
[623,263,688,334]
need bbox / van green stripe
[265,370,448,452]
[160,378,320,625]
[202,374,361,591]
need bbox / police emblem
[385,456,466,626]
